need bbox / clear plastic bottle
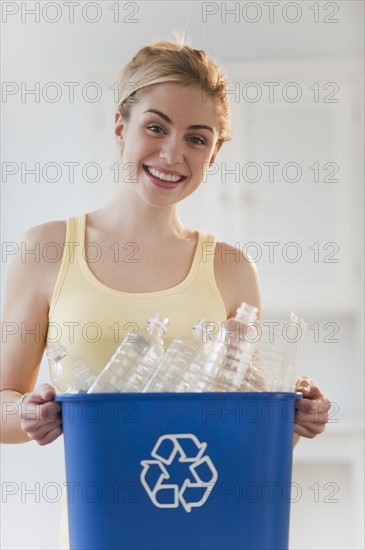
[238,313,307,392]
[279,313,306,392]
[88,313,169,393]
[180,334,228,392]
[47,341,96,394]
[215,302,259,391]
[142,319,210,392]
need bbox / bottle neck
[146,320,168,337]
[47,342,67,362]
[234,304,258,325]
[53,354,67,363]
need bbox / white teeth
[147,166,182,182]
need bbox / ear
[208,142,222,166]
[114,112,125,148]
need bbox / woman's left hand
[294,377,330,438]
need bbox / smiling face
[114,82,222,208]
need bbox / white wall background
[1,1,364,549]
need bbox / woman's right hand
[19,383,63,446]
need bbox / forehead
[132,82,220,126]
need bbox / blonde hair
[117,40,231,148]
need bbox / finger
[20,401,61,432]
[20,400,45,423]
[295,397,315,414]
[299,393,331,411]
[35,425,63,446]
[21,404,62,430]
[296,376,314,392]
[19,400,42,424]
[296,397,330,414]
[23,417,62,440]
[296,377,321,397]
[295,419,326,436]
[294,423,318,439]
[296,411,329,426]
[295,413,328,429]
[41,401,62,420]
[28,384,56,404]
[22,411,62,431]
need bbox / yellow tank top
[48,213,227,549]
[47,212,227,368]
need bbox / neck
[89,184,187,240]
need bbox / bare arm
[214,243,262,321]
[1,223,64,444]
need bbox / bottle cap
[148,313,170,335]
[235,302,258,324]
[46,341,67,361]
[191,318,209,338]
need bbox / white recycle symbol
[140,433,218,513]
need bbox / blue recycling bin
[55,392,301,550]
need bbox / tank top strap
[195,231,217,259]
[48,214,82,317]
[77,212,86,246]
[195,231,218,271]
[69,215,80,243]
[194,231,224,309]
[65,214,84,263]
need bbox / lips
[143,165,187,189]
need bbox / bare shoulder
[5,220,67,304]
[22,219,67,247]
[214,241,262,319]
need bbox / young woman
[1,40,329,457]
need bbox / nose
[159,137,184,165]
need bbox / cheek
[123,139,144,159]
[193,156,211,180]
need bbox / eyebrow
[143,109,215,134]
